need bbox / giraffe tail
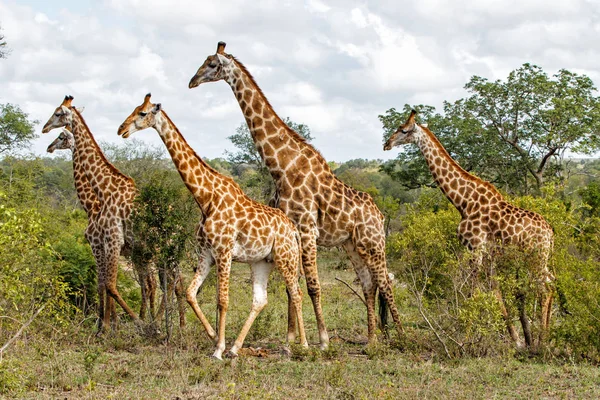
[378,289,389,336]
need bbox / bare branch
[335,277,367,307]
[0,303,46,361]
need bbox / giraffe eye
[139,112,147,117]
[55,112,62,117]
[209,61,218,68]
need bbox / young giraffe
[117,94,307,359]
[42,96,140,332]
[384,110,554,347]
[189,42,404,348]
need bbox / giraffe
[42,96,141,332]
[117,93,307,359]
[189,42,404,348]
[46,127,118,325]
[384,110,554,347]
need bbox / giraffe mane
[420,124,502,197]
[230,56,308,145]
[228,55,335,175]
[70,107,135,184]
[160,110,231,179]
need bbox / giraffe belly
[231,241,272,264]
[316,228,350,247]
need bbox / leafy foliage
[0,192,73,340]
[381,64,600,193]
[0,104,38,154]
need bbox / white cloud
[128,46,167,86]
[306,0,331,14]
[0,0,599,162]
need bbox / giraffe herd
[41,42,554,357]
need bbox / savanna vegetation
[1,35,599,398]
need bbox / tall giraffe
[189,42,404,348]
[42,96,140,332]
[384,110,554,347]
[117,94,307,359]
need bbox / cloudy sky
[1,0,599,162]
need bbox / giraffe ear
[216,53,231,66]
[75,106,85,113]
[152,103,162,115]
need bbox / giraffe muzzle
[188,76,201,89]
[42,123,53,134]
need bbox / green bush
[386,189,600,360]
[0,191,73,341]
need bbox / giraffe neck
[70,110,134,203]
[413,127,503,215]
[153,111,221,215]
[70,148,99,218]
[223,59,329,178]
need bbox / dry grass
[2,253,599,399]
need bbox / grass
[2,251,599,399]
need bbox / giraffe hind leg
[343,241,377,342]
[300,233,329,350]
[104,237,140,324]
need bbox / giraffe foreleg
[286,287,298,343]
[104,236,139,323]
[213,252,232,360]
[86,223,108,333]
[300,230,329,350]
[229,260,274,357]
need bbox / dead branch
[0,303,46,361]
[335,277,367,307]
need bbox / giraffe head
[188,41,233,88]
[42,95,77,133]
[117,93,162,138]
[383,110,419,151]
[47,127,75,153]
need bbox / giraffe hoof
[210,354,223,361]
[225,350,239,359]
[281,347,292,357]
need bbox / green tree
[460,64,600,189]
[380,64,600,193]
[0,104,38,154]
[579,181,600,218]
[226,117,312,202]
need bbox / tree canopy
[0,104,38,155]
[380,64,600,194]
